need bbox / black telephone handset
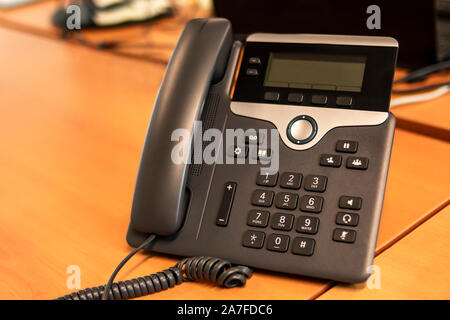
[59,18,399,300]
[130,19,233,236]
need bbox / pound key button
[292,237,315,256]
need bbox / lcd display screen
[264,52,366,92]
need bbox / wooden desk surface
[318,205,450,300]
[0,27,449,300]
[391,71,450,141]
[0,0,209,64]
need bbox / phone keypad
[241,139,368,254]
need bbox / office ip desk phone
[59,18,398,300]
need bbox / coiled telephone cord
[56,235,253,300]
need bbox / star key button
[242,230,265,249]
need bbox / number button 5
[275,192,298,210]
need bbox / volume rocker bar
[216,182,237,226]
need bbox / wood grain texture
[391,69,450,141]
[317,205,450,300]
[0,0,210,63]
[0,27,449,300]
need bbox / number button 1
[280,172,302,189]
[256,171,278,187]
[251,190,274,207]
[304,175,327,192]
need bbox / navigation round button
[287,115,317,145]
